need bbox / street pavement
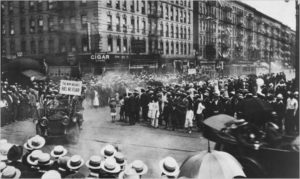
[1,103,210,178]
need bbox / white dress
[92,90,100,107]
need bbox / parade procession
[1,0,300,178]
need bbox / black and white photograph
[0,0,299,178]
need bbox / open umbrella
[179,150,246,179]
[203,114,237,131]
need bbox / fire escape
[148,1,163,67]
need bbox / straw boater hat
[37,153,54,166]
[27,150,43,166]
[119,167,140,179]
[67,155,85,170]
[27,135,46,150]
[41,170,61,179]
[86,155,102,170]
[101,144,117,158]
[129,160,148,175]
[277,93,283,100]
[0,142,13,161]
[100,157,121,174]
[1,166,21,179]
[159,157,180,177]
[114,152,127,167]
[50,145,67,159]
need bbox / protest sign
[59,80,82,96]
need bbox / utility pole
[296,0,299,89]
[87,22,92,52]
[216,19,219,61]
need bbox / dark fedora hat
[7,145,23,162]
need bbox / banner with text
[59,80,82,96]
[188,68,197,75]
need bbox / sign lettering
[90,53,110,62]
[59,80,82,96]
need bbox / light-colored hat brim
[85,160,102,170]
[28,138,46,150]
[158,159,179,177]
[1,168,22,179]
[12,168,21,179]
[50,149,68,158]
[26,155,38,166]
[67,159,84,170]
[100,162,121,174]
[128,163,148,175]
[23,142,33,151]
[38,160,54,166]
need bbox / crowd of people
[0,79,85,127]
[99,72,299,136]
[0,136,183,179]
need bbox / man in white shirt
[285,91,299,135]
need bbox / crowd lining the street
[0,71,299,179]
[88,72,299,136]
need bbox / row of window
[106,14,192,40]
[2,15,88,36]
[2,37,89,55]
[107,0,191,12]
[197,3,285,35]
[1,0,87,14]
[106,0,191,24]
[106,36,192,55]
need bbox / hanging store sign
[90,53,110,62]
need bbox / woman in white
[92,88,100,108]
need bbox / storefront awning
[22,69,46,81]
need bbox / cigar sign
[90,53,110,62]
[59,80,82,96]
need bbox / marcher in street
[285,91,298,135]
[140,89,150,122]
[109,97,117,123]
[92,88,100,108]
[274,94,286,132]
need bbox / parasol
[179,150,246,179]
[203,114,237,131]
